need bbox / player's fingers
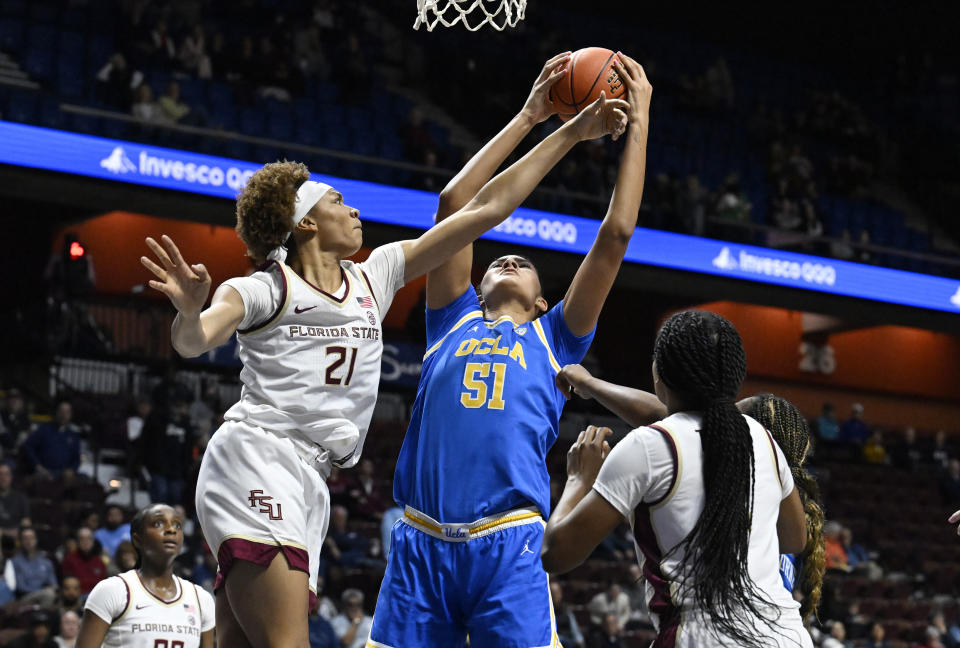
[555,375,571,399]
[949,510,960,524]
[145,237,174,269]
[602,440,611,457]
[606,99,631,112]
[140,256,167,280]
[546,51,572,67]
[192,263,210,283]
[147,280,172,296]
[162,234,189,268]
[613,56,634,84]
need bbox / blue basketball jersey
[393,288,595,522]
[780,553,798,593]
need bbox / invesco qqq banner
[2,121,959,313]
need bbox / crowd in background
[2,381,960,647]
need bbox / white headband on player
[267,180,334,262]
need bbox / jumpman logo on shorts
[520,541,534,557]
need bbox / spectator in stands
[399,107,435,164]
[891,426,924,471]
[863,430,887,464]
[840,403,870,445]
[822,621,851,648]
[323,505,376,569]
[254,36,297,101]
[206,31,231,81]
[60,527,106,594]
[587,613,623,648]
[8,616,57,648]
[330,588,373,648]
[551,581,584,648]
[12,526,58,605]
[928,612,958,648]
[139,394,195,505]
[94,506,131,558]
[22,400,82,479]
[158,81,198,126]
[326,466,350,508]
[179,24,210,78]
[930,430,954,471]
[677,175,707,237]
[769,178,802,231]
[940,459,960,507]
[1,534,16,605]
[125,396,151,445]
[1,388,32,452]
[293,23,329,80]
[823,522,850,571]
[815,403,839,443]
[337,32,371,104]
[95,53,143,111]
[839,526,871,572]
[587,582,630,629]
[830,229,856,261]
[865,622,891,648]
[56,575,83,616]
[107,541,137,576]
[0,462,30,535]
[347,458,387,522]
[715,172,751,240]
[147,19,177,68]
[54,610,79,648]
[922,626,947,648]
[623,563,653,627]
[307,603,338,648]
[843,600,871,640]
[131,84,167,125]
[856,230,873,264]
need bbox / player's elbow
[172,339,204,359]
[540,533,578,575]
[598,220,635,246]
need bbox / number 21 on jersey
[460,362,506,410]
[324,345,358,386]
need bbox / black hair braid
[745,395,826,623]
[654,311,778,648]
[130,505,150,570]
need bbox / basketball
[550,47,625,122]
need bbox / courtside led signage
[2,120,958,314]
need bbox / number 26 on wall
[798,342,836,375]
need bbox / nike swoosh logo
[135,604,150,609]
[294,305,317,314]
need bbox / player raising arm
[368,54,650,648]
[542,311,811,648]
[140,56,627,648]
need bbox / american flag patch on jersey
[356,296,374,309]
[183,603,197,614]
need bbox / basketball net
[414,0,526,31]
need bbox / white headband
[267,180,334,262]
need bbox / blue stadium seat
[5,89,38,123]
[57,31,84,58]
[177,78,205,107]
[101,118,130,139]
[0,18,24,54]
[86,34,114,71]
[292,97,316,127]
[0,0,26,16]
[70,112,99,134]
[377,136,404,161]
[350,131,376,156]
[23,45,56,81]
[266,112,293,141]
[27,2,58,23]
[239,107,266,136]
[223,139,251,161]
[38,96,62,128]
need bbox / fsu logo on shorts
[248,489,283,520]
[366,310,377,326]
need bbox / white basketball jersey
[593,412,799,631]
[84,571,214,648]
[222,246,404,469]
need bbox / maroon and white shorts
[195,419,330,607]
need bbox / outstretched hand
[568,91,629,142]
[140,235,211,317]
[566,425,612,486]
[612,53,652,126]
[520,51,571,125]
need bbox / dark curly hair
[744,394,826,623]
[235,161,310,262]
[653,310,779,648]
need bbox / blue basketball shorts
[367,507,559,648]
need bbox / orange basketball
[550,47,625,122]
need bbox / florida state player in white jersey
[77,504,215,648]
[140,69,628,648]
[542,311,811,648]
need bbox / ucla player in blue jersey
[368,54,652,647]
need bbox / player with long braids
[141,54,628,648]
[740,394,826,624]
[542,310,811,648]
